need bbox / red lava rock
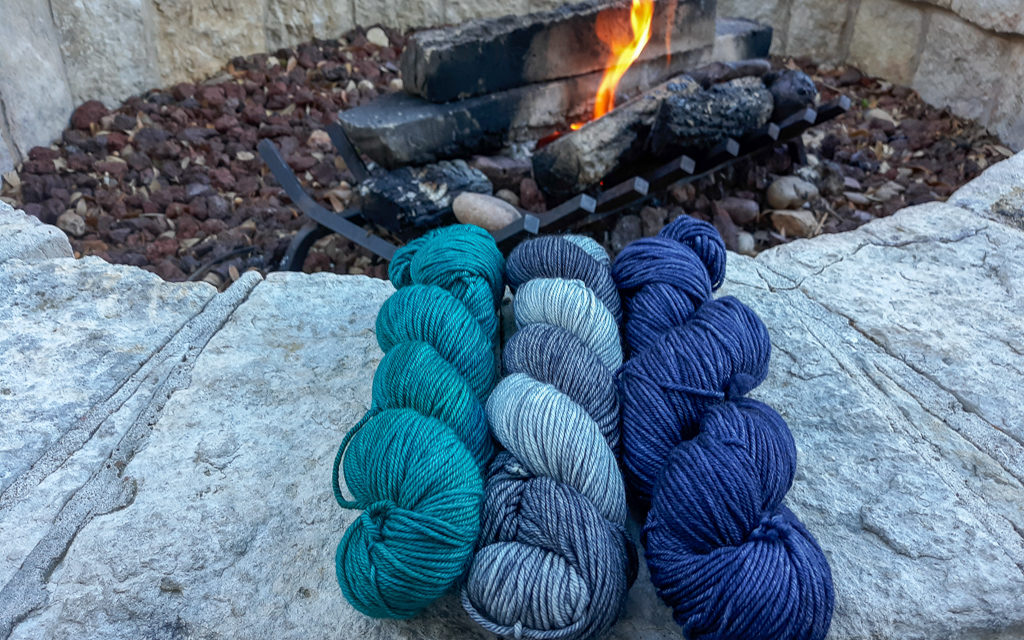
[145,235,179,262]
[22,159,55,175]
[287,153,316,172]
[197,85,226,108]
[70,100,109,130]
[28,147,61,162]
[149,258,187,281]
[209,167,236,190]
[519,177,547,213]
[172,83,196,100]
[106,131,129,152]
[67,153,92,172]
[303,251,331,273]
[201,218,229,234]
[94,160,128,179]
[176,215,201,239]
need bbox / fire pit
[259,0,848,267]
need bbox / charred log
[339,18,771,169]
[532,77,700,200]
[647,77,774,158]
[401,0,714,103]
[764,69,819,121]
[356,160,492,233]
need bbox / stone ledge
[0,201,73,264]
[1,153,1023,638]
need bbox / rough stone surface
[265,0,356,50]
[784,0,853,61]
[848,0,925,86]
[2,147,1024,639]
[50,0,158,107]
[0,202,73,264]
[151,0,268,84]
[0,1,75,160]
[721,201,1024,639]
[913,11,1007,127]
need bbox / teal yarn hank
[332,225,505,619]
[463,235,636,640]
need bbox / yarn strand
[613,215,834,640]
[332,225,504,619]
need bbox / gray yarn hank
[463,235,636,640]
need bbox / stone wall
[0,0,565,171]
[720,0,1024,148]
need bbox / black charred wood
[647,77,773,158]
[356,160,492,233]
[401,0,714,103]
[339,17,772,169]
[764,69,819,122]
[531,77,689,200]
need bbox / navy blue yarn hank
[462,235,637,640]
[613,216,834,640]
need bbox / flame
[546,0,655,143]
[593,0,655,120]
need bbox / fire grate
[258,94,849,266]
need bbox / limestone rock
[913,12,1007,126]
[365,26,390,47]
[770,208,818,237]
[50,0,157,106]
[0,0,74,158]
[265,0,355,50]
[720,200,1024,639]
[735,230,755,255]
[3,148,1024,640]
[848,0,926,85]
[718,196,760,225]
[767,175,819,209]
[452,192,522,231]
[494,188,520,208]
[0,201,73,263]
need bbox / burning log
[339,18,771,168]
[356,160,492,232]
[401,0,714,103]
[647,77,773,157]
[533,74,777,198]
[532,77,692,200]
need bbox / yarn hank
[463,235,636,640]
[613,216,834,640]
[332,225,504,619]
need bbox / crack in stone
[0,273,261,639]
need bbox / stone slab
[3,152,1024,638]
[50,0,158,107]
[719,201,1024,639]
[0,0,74,159]
[0,202,73,264]
[401,0,715,102]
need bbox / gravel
[0,36,1012,284]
